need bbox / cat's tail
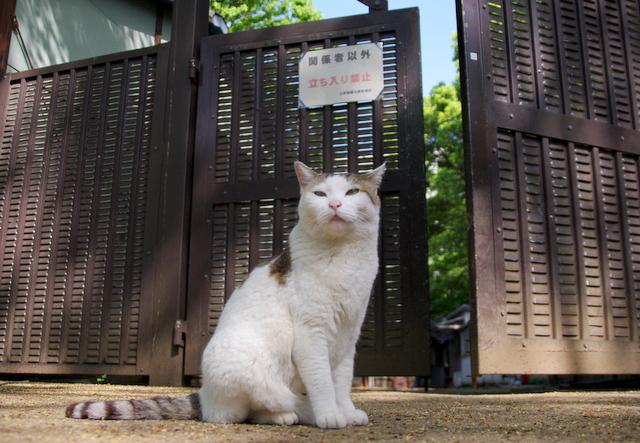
[65,393,201,420]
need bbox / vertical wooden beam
[155,4,164,46]
[457,0,499,378]
[396,7,428,377]
[299,42,309,164]
[147,0,209,386]
[0,0,17,77]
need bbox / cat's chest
[304,250,375,289]
[292,252,377,317]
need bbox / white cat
[66,161,385,429]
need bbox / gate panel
[459,0,640,373]
[186,9,427,376]
[0,46,167,375]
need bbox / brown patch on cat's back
[269,247,291,286]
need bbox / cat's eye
[313,191,327,197]
[346,188,360,196]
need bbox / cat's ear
[361,162,386,189]
[294,161,319,187]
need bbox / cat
[66,160,385,429]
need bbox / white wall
[8,0,171,72]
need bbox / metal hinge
[173,320,187,347]
[188,57,200,83]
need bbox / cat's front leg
[293,329,347,429]
[333,350,368,426]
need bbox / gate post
[147,0,209,386]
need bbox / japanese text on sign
[299,43,383,107]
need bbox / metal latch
[188,57,200,83]
[173,320,187,347]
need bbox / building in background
[430,304,472,388]
[3,0,173,74]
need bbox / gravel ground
[1,381,639,442]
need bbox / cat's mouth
[329,214,347,223]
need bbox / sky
[314,0,458,96]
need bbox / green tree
[425,34,468,319]
[210,0,322,32]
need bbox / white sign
[298,43,384,108]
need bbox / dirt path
[1,381,639,442]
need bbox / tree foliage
[210,0,322,32]
[424,34,469,319]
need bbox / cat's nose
[329,200,342,210]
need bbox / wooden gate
[0,46,169,377]
[0,3,427,383]
[459,0,640,373]
[185,8,428,377]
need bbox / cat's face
[294,161,385,240]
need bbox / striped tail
[66,393,201,420]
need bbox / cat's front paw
[315,410,347,429]
[272,412,299,425]
[250,411,299,425]
[346,408,368,426]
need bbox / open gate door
[184,9,428,377]
[459,0,640,374]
